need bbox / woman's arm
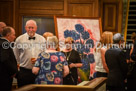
[63,65,69,77]
[129,47,134,62]
[32,67,40,75]
[69,50,83,68]
[69,63,83,68]
[101,48,109,73]
[130,47,133,55]
[131,40,136,61]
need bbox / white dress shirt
[13,33,46,69]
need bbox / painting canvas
[54,16,102,81]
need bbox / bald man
[14,20,46,87]
[0,22,6,37]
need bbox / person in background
[0,27,18,91]
[94,31,113,77]
[32,36,69,84]
[129,32,136,61]
[130,33,136,61]
[62,37,83,85]
[43,32,54,40]
[0,22,6,37]
[127,32,136,91]
[105,33,128,91]
[13,20,46,87]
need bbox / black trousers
[96,71,107,77]
[0,77,13,91]
[127,77,136,91]
[106,85,125,91]
[17,67,36,88]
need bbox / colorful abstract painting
[54,16,102,82]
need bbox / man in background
[0,26,18,91]
[14,20,46,87]
[0,22,6,37]
[105,33,128,91]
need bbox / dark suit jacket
[0,38,18,90]
[105,47,128,87]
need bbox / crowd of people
[0,20,136,91]
[94,32,136,91]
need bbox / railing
[13,77,107,91]
[124,0,130,42]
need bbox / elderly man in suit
[0,26,18,91]
[105,33,128,91]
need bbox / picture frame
[22,16,55,35]
[54,16,102,81]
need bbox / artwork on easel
[54,16,102,81]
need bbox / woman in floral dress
[32,36,69,84]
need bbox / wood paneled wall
[67,0,98,17]
[15,0,65,36]
[100,0,123,34]
[0,0,13,26]
[0,0,123,36]
[19,0,64,15]
[15,0,99,36]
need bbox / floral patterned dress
[34,51,68,85]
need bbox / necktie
[29,37,35,40]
